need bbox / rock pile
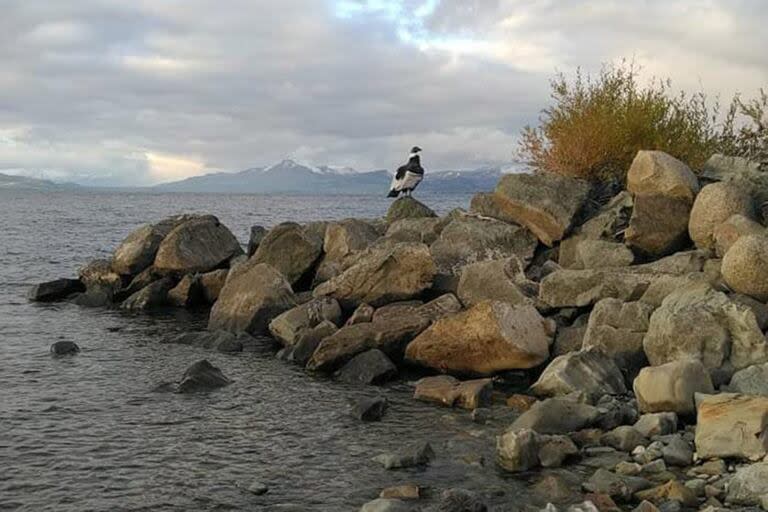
[32,153,768,511]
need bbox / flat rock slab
[695,393,768,461]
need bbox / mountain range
[0,159,526,194]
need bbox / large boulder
[250,222,323,286]
[492,172,591,246]
[120,277,174,310]
[323,219,381,261]
[626,151,700,203]
[633,359,714,415]
[726,462,768,507]
[688,182,756,251]
[456,258,531,307]
[154,217,243,275]
[28,278,84,302]
[208,263,297,335]
[625,194,692,257]
[642,282,768,378]
[307,315,430,372]
[582,299,653,378]
[313,243,435,309]
[695,393,768,461]
[575,239,634,269]
[721,234,768,301]
[79,259,124,301]
[429,216,538,275]
[405,301,551,376]
[713,214,764,257]
[701,153,768,204]
[385,197,437,224]
[530,350,627,399]
[510,398,601,434]
[112,224,166,276]
[728,362,768,395]
[413,375,493,410]
[385,217,445,245]
[336,349,397,385]
[268,297,342,346]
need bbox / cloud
[0,0,765,185]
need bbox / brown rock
[625,193,692,257]
[413,375,493,410]
[154,217,243,275]
[634,479,698,507]
[722,234,768,301]
[405,301,551,376]
[456,258,531,307]
[385,196,437,224]
[380,484,420,500]
[713,214,764,257]
[506,394,538,412]
[251,222,323,285]
[626,150,700,203]
[689,182,756,251]
[199,269,228,304]
[695,393,768,461]
[167,274,204,307]
[633,359,714,415]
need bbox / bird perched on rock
[388,146,424,197]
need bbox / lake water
[0,190,545,511]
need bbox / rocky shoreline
[30,151,768,512]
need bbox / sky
[0,1,766,186]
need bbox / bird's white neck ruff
[409,152,420,159]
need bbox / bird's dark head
[409,146,422,157]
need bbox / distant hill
[0,172,80,191]
[154,159,524,194]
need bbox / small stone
[360,498,410,512]
[692,459,726,476]
[684,479,706,497]
[615,461,643,476]
[582,468,652,501]
[634,413,678,438]
[602,426,648,452]
[661,436,693,467]
[635,480,698,507]
[379,484,420,500]
[506,394,538,412]
[632,501,660,512]
[538,435,579,468]
[496,428,540,472]
[372,442,434,470]
[584,493,620,512]
[349,397,388,422]
[641,459,667,474]
[433,488,487,512]
[50,340,80,356]
[247,482,268,495]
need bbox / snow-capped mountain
[153,159,526,194]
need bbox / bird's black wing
[395,164,408,180]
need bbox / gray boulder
[208,263,297,335]
[583,469,652,501]
[373,442,434,469]
[324,218,381,261]
[268,297,342,346]
[250,222,323,286]
[349,396,388,422]
[385,217,445,245]
[575,239,635,269]
[176,359,231,393]
[199,269,228,304]
[728,362,768,395]
[385,197,437,224]
[154,216,242,275]
[121,277,175,310]
[112,223,167,275]
[167,274,204,307]
[531,350,627,399]
[510,398,601,434]
[279,321,338,366]
[634,413,678,438]
[726,462,768,507]
[689,182,756,251]
[496,428,540,472]
[626,150,700,203]
[633,359,714,415]
[28,278,84,302]
[722,234,768,301]
[50,341,80,355]
[456,258,531,307]
[247,225,267,256]
[625,194,692,257]
[493,172,592,246]
[336,349,397,385]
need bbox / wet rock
[405,301,551,376]
[112,223,168,275]
[380,484,420,500]
[50,340,80,355]
[121,277,174,310]
[726,462,768,507]
[413,375,493,410]
[163,330,256,353]
[28,278,84,302]
[456,258,531,307]
[728,362,768,395]
[349,396,388,422]
[336,349,397,385]
[208,263,297,335]
[385,197,437,224]
[154,216,243,275]
[372,442,434,470]
[429,216,538,276]
[385,217,444,245]
[250,222,323,286]
[511,398,601,435]
[642,282,768,376]
[176,359,231,393]
[247,225,267,257]
[199,269,228,304]
[539,435,579,468]
[268,297,342,346]
[582,469,652,501]
[575,239,635,269]
[531,349,626,399]
[602,426,647,452]
[493,172,591,246]
[496,428,540,472]
[695,393,768,461]
[582,299,653,379]
[635,480,697,507]
[281,321,337,365]
[661,435,693,467]
[633,359,714,415]
[313,243,435,309]
[430,488,487,512]
[167,274,204,307]
[308,314,429,372]
[722,234,768,301]
[713,214,764,257]
[625,194,692,258]
[79,259,124,301]
[626,151,700,203]
[360,498,410,512]
[689,182,756,251]
[634,413,678,438]
[346,303,375,325]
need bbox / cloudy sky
[0,1,766,186]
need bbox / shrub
[719,89,768,166]
[519,61,739,182]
